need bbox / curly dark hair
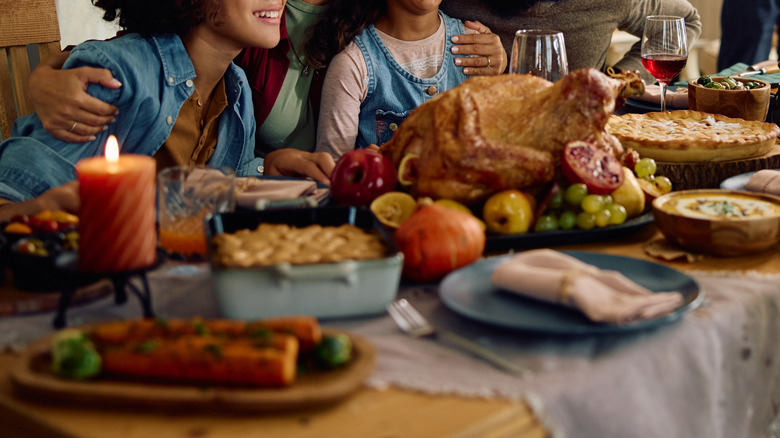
[92,0,222,37]
[304,0,386,70]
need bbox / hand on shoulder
[29,51,121,143]
[450,21,508,75]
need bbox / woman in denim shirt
[0,0,285,220]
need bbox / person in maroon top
[237,17,316,138]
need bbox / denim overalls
[354,12,468,148]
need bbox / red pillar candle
[75,135,157,272]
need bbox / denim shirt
[354,12,468,148]
[0,33,262,202]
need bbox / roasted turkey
[379,68,644,204]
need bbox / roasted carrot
[92,316,322,350]
[92,318,246,344]
[247,316,322,351]
[100,334,299,387]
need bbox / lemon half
[370,192,417,228]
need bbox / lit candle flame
[105,135,119,162]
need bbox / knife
[736,61,780,77]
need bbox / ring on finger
[68,121,78,132]
[486,56,492,69]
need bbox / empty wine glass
[509,29,569,81]
[641,16,688,111]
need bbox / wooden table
[0,224,777,438]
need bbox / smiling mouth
[254,9,281,19]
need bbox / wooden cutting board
[10,327,376,412]
[657,143,780,190]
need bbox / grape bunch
[634,157,673,196]
[534,183,627,232]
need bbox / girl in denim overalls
[311,0,507,159]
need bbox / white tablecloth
[1,263,779,438]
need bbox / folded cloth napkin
[744,169,780,196]
[234,178,329,210]
[490,249,684,324]
[179,167,234,201]
[634,84,689,109]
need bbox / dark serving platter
[484,212,654,253]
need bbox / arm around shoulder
[29,47,122,143]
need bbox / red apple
[330,149,398,206]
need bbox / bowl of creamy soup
[652,189,780,256]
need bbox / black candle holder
[53,251,164,329]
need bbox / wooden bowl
[688,77,771,121]
[652,189,780,256]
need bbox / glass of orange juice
[157,165,235,261]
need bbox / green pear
[610,167,646,218]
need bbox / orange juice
[158,216,207,256]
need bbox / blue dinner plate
[439,251,702,335]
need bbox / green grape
[534,214,559,232]
[595,209,612,228]
[607,203,628,225]
[548,190,564,210]
[654,176,673,195]
[564,184,588,207]
[581,194,605,214]
[559,211,577,230]
[634,158,657,178]
[601,194,613,206]
[576,212,596,230]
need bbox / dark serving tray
[484,212,654,254]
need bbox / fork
[387,299,530,377]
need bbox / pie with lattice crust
[606,110,780,162]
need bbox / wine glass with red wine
[641,16,688,111]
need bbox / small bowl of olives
[688,75,771,122]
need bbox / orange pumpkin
[394,204,486,282]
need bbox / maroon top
[236,15,324,138]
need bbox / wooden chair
[0,0,61,141]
